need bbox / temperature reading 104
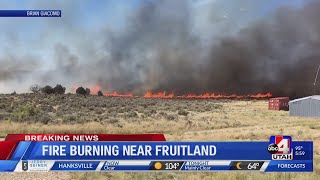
[165,162,181,170]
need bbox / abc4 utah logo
[268,136,293,160]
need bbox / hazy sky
[0,0,312,93]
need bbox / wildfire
[248,93,273,98]
[90,85,102,95]
[72,85,272,99]
[144,91,174,98]
[143,92,272,99]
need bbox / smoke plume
[1,0,320,98]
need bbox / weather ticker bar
[0,10,61,17]
[0,134,313,172]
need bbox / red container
[268,97,289,111]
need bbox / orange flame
[249,93,273,98]
[144,92,272,99]
[144,91,174,98]
[90,85,102,95]
[71,84,272,99]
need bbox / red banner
[5,134,166,142]
[0,141,18,160]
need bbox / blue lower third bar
[265,160,313,172]
[51,161,100,171]
[0,10,61,17]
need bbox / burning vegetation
[28,84,272,99]
[68,85,272,99]
[143,92,272,99]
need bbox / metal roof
[289,95,320,103]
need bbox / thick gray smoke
[92,0,320,97]
[1,0,320,98]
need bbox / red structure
[269,97,289,111]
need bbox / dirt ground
[0,94,319,179]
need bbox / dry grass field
[0,93,319,180]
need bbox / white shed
[289,95,320,117]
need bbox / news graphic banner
[0,134,313,172]
[0,10,61,17]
